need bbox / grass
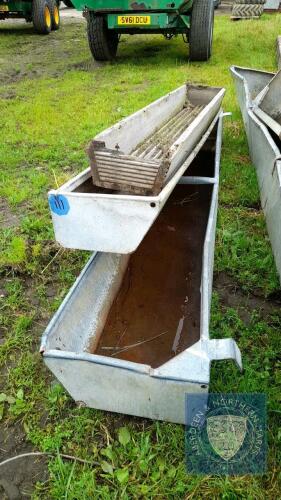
[0,13,281,499]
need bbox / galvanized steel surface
[49,82,224,254]
[49,115,222,253]
[231,65,281,282]
[253,69,281,138]
[41,113,242,424]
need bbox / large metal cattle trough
[41,113,242,424]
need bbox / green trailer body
[70,0,214,61]
[0,1,32,19]
[73,0,190,9]
[0,0,60,33]
[72,0,192,33]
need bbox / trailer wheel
[235,0,265,3]
[32,0,52,34]
[87,13,119,61]
[189,0,214,61]
[49,0,60,30]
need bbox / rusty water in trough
[90,154,213,367]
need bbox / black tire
[87,13,119,61]
[232,3,264,16]
[49,0,60,30]
[63,0,73,7]
[234,0,265,3]
[32,0,52,34]
[189,0,214,62]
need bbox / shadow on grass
[112,36,190,67]
[0,25,36,36]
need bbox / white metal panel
[44,355,207,424]
[95,85,187,154]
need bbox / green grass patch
[0,14,280,499]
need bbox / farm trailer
[70,0,215,61]
[0,0,60,33]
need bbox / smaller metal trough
[231,65,281,282]
[87,84,225,196]
[41,115,242,424]
[48,108,223,254]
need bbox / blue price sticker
[49,194,70,216]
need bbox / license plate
[117,15,151,26]
[0,5,9,11]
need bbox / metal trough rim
[41,113,242,385]
[230,65,275,100]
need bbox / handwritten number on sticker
[49,194,70,216]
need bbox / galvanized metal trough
[48,84,225,254]
[231,65,281,282]
[41,114,242,424]
[88,84,225,196]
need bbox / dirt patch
[214,271,280,324]
[0,89,17,100]
[0,270,58,497]
[70,59,101,72]
[0,426,48,499]
[220,201,262,211]
[0,200,20,229]
[0,20,89,85]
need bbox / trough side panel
[49,196,160,253]
[261,161,281,280]
[248,111,279,199]
[254,70,281,123]
[166,93,224,181]
[186,85,224,106]
[44,357,207,424]
[200,115,222,340]
[231,66,274,153]
[95,86,186,154]
[248,113,281,281]
[43,253,129,352]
